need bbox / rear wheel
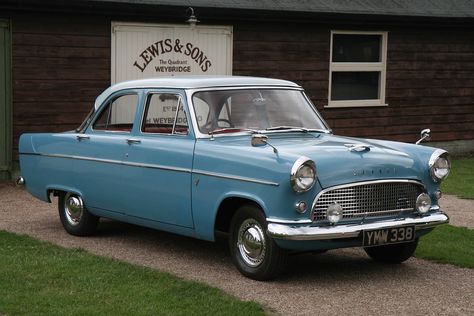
[229,205,287,280]
[58,192,99,236]
[364,239,418,263]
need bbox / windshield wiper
[265,126,329,133]
[209,127,258,136]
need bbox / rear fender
[45,185,84,203]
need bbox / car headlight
[429,150,451,182]
[290,157,316,193]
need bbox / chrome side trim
[193,169,280,186]
[21,152,191,173]
[267,212,449,241]
[21,152,279,186]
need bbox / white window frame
[327,30,388,108]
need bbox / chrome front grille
[312,181,424,221]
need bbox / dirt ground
[0,183,473,315]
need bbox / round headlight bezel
[290,157,316,193]
[429,150,451,182]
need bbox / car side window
[193,96,210,128]
[93,94,138,132]
[142,93,188,135]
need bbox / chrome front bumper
[267,212,449,241]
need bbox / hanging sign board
[111,22,233,83]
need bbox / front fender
[191,171,273,241]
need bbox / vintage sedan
[18,76,450,280]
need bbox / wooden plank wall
[11,13,110,158]
[10,14,474,160]
[233,23,474,143]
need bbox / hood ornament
[344,143,371,152]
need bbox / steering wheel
[203,119,234,130]
[216,119,234,128]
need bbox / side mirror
[415,128,431,145]
[251,134,278,153]
[251,134,268,147]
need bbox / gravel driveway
[1,183,473,315]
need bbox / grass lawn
[415,224,474,269]
[441,157,474,199]
[0,230,265,316]
[417,157,474,268]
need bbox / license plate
[363,225,415,247]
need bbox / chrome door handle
[76,135,90,141]
[126,138,141,145]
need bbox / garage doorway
[0,19,11,181]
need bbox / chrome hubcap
[237,219,266,267]
[64,193,84,226]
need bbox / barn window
[328,31,388,107]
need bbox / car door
[122,89,195,228]
[74,90,142,214]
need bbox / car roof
[94,76,301,109]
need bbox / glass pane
[331,72,380,101]
[93,94,138,132]
[192,89,327,133]
[142,93,188,134]
[332,34,381,62]
[174,104,189,134]
[193,97,210,127]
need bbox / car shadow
[93,218,419,283]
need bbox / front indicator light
[416,193,432,214]
[295,201,307,214]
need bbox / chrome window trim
[301,92,332,133]
[311,179,426,220]
[21,152,279,186]
[140,91,190,137]
[90,91,140,134]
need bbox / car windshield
[192,89,329,134]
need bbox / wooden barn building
[1,0,474,180]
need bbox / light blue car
[18,76,450,280]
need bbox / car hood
[248,133,424,188]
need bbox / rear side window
[141,93,188,135]
[93,94,139,132]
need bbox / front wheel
[229,205,287,280]
[364,239,418,263]
[58,192,99,236]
